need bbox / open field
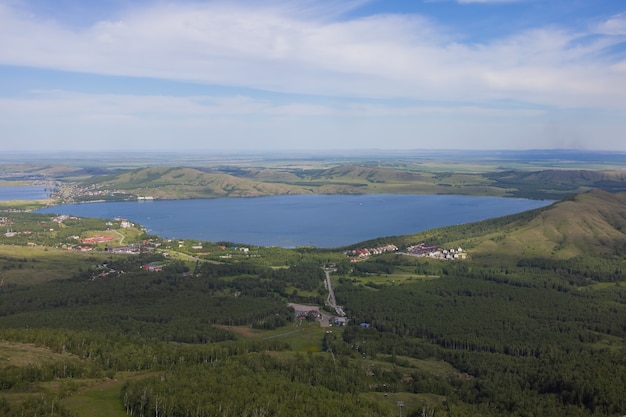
[0,245,110,285]
[349,273,440,288]
[0,341,77,368]
[61,372,157,417]
[61,378,128,417]
[263,323,328,352]
[0,200,52,210]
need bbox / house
[142,262,163,272]
[333,317,348,326]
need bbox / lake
[0,186,49,201]
[36,194,553,248]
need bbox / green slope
[84,166,310,198]
[466,190,626,259]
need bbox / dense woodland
[1,189,626,416]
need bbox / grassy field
[0,339,152,416]
[349,272,440,287]
[0,341,77,368]
[0,245,110,285]
[0,342,90,407]
[60,375,136,417]
[0,200,51,210]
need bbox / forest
[1,190,626,416]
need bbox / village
[345,242,466,261]
[402,242,467,260]
[344,244,398,262]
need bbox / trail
[112,230,125,245]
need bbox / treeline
[0,327,289,374]
[334,263,626,416]
[339,273,626,354]
[0,397,74,417]
[197,261,325,292]
[0,258,332,340]
[0,276,287,341]
[517,256,626,282]
[0,327,292,417]
[120,353,385,417]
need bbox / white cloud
[594,12,626,36]
[1,1,624,111]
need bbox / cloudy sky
[1,0,626,152]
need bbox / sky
[1,0,626,152]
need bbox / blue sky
[1,0,626,152]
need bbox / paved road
[323,268,345,317]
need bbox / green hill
[486,169,626,198]
[468,190,626,259]
[84,166,309,199]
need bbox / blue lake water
[36,194,553,248]
[0,186,49,201]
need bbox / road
[323,268,345,317]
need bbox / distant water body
[0,186,49,201]
[37,194,552,248]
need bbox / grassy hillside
[486,169,626,198]
[468,190,626,259]
[81,166,309,199]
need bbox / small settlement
[402,243,467,260]
[345,242,466,261]
[344,244,398,262]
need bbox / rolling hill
[84,166,310,198]
[427,189,626,260]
